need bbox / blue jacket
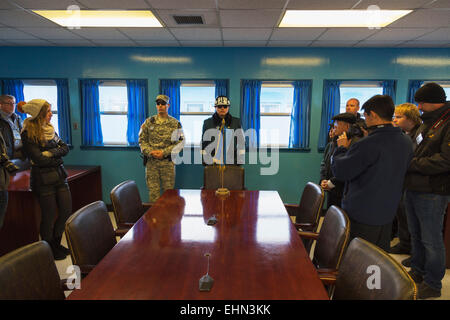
[331,125,413,226]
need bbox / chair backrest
[334,238,416,300]
[65,201,116,268]
[0,241,64,300]
[203,165,245,190]
[110,180,146,225]
[296,182,324,227]
[313,205,350,270]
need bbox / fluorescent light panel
[33,10,163,27]
[279,10,412,28]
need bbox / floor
[56,213,450,300]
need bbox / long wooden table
[0,165,102,257]
[68,189,328,300]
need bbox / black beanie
[414,82,446,103]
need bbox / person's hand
[361,127,369,137]
[337,132,351,149]
[42,151,53,157]
[320,179,330,190]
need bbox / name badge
[416,133,423,145]
[13,131,21,140]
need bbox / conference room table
[68,189,329,300]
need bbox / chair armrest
[115,228,129,238]
[118,222,134,229]
[294,222,316,231]
[142,202,152,210]
[318,270,338,286]
[298,231,319,240]
[284,204,299,217]
[317,268,338,276]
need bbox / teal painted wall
[1,47,449,203]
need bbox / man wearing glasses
[139,95,184,203]
[201,96,244,166]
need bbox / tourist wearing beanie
[18,99,72,260]
[403,82,450,299]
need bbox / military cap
[155,94,170,103]
[332,112,357,124]
[215,96,230,106]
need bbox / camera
[0,152,19,174]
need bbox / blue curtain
[318,80,341,151]
[80,80,103,146]
[407,80,424,104]
[289,80,312,149]
[160,79,181,120]
[382,80,396,102]
[215,79,228,98]
[240,80,261,148]
[126,80,148,146]
[55,79,72,144]
[2,80,26,120]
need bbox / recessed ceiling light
[33,10,163,28]
[279,10,412,28]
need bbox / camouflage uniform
[139,115,184,203]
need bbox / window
[260,82,294,148]
[98,81,128,145]
[23,80,59,133]
[179,81,216,145]
[339,81,383,114]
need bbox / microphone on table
[199,253,214,291]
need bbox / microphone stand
[215,118,230,197]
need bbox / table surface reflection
[68,189,328,300]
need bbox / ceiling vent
[173,15,204,25]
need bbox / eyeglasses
[216,105,229,109]
[156,100,167,106]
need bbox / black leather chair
[285,182,324,232]
[110,180,151,232]
[65,201,117,277]
[203,165,245,190]
[298,205,350,271]
[319,237,417,300]
[0,241,66,300]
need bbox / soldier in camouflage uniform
[138,95,184,203]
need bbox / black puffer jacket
[404,103,450,195]
[21,130,69,191]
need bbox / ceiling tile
[219,9,281,28]
[267,40,312,47]
[17,27,84,39]
[119,27,175,40]
[77,0,150,9]
[310,40,358,47]
[366,28,435,40]
[147,0,216,10]
[271,28,326,41]
[387,9,450,28]
[222,28,272,40]
[170,28,221,41]
[70,28,130,40]
[397,40,448,47]
[354,40,405,47]
[156,9,218,28]
[92,40,137,46]
[318,28,379,41]
[7,39,54,45]
[135,40,180,46]
[0,27,39,39]
[219,0,287,9]
[50,39,95,46]
[0,1,20,9]
[11,0,87,9]
[223,40,268,46]
[355,0,430,9]
[179,40,223,46]
[287,0,359,9]
[424,0,450,8]
[0,9,59,27]
[415,27,450,41]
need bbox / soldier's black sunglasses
[216,105,229,109]
[156,100,167,106]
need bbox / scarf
[42,123,55,141]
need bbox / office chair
[203,165,245,190]
[0,241,66,300]
[65,201,117,277]
[110,180,151,232]
[319,237,417,300]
